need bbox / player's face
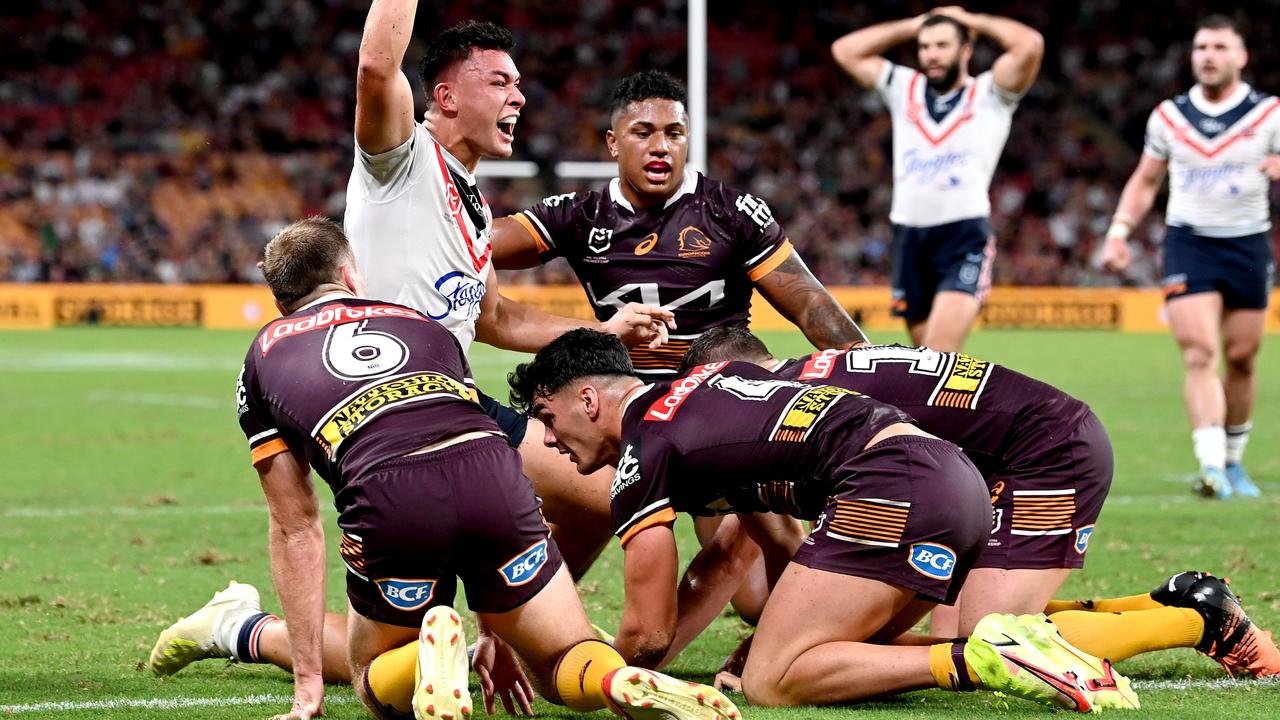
[917,24,970,91]
[607,99,689,207]
[1191,28,1247,91]
[532,388,612,474]
[451,49,524,159]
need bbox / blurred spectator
[2,0,1278,286]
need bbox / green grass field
[1,328,1277,719]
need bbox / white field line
[0,352,240,373]
[0,693,356,714]
[1,679,1275,713]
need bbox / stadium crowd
[2,0,1278,287]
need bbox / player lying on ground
[506,328,1138,712]
[488,69,869,623]
[670,328,1280,688]
[149,219,739,720]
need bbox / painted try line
[0,693,356,714]
[1,679,1275,713]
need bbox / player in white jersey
[832,7,1043,351]
[1103,15,1279,500]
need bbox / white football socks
[1191,425,1226,471]
[1226,421,1252,466]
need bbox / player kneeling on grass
[508,329,1138,712]
[148,218,738,720]
[675,328,1280,686]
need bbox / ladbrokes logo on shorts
[375,578,436,611]
[908,542,957,580]
[500,539,549,586]
[314,372,474,456]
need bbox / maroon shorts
[792,435,990,605]
[977,410,1112,570]
[337,436,563,627]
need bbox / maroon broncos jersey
[236,297,499,507]
[611,361,912,546]
[774,345,1091,476]
[513,172,794,377]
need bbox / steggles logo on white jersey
[425,270,486,322]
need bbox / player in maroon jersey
[679,326,1280,686]
[148,218,741,720]
[489,68,863,619]
[507,328,1138,711]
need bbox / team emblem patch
[1074,526,1095,555]
[500,539,549,586]
[908,542,957,580]
[375,578,436,611]
[587,228,614,253]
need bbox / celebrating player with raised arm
[832,7,1043,351]
[508,329,1139,712]
[1103,15,1278,500]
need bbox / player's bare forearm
[1114,155,1168,226]
[477,293,594,352]
[658,518,759,669]
[756,254,868,350]
[616,528,680,668]
[831,16,921,87]
[490,216,544,269]
[355,0,417,154]
[962,11,1044,94]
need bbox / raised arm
[257,448,327,720]
[355,0,419,155]
[754,254,869,350]
[475,267,674,352]
[831,14,925,88]
[944,8,1044,95]
[1102,153,1168,272]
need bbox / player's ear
[434,82,456,114]
[581,385,600,420]
[606,129,618,158]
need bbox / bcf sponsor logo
[375,578,437,611]
[644,362,728,421]
[500,539,549,586]
[908,543,957,580]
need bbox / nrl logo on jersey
[588,228,614,254]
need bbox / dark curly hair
[609,70,688,123]
[678,326,772,375]
[418,21,514,106]
[508,329,636,413]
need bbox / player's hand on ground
[1259,154,1280,181]
[601,303,676,349]
[270,683,324,720]
[712,633,753,693]
[473,632,535,716]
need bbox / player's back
[345,124,493,353]
[237,297,499,499]
[774,345,1090,475]
[615,361,911,522]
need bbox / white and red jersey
[344,124,493,354]
[1144,83,1280,237]
[876,62,1022,227]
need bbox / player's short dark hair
[1197,14,1244,41]
[418,21,514,105]
[679,326,771,375]
[610,70,688,123]
[261,217,353,310]
[508,329,636,413]
[920,14,973,44]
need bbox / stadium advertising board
[1,284,1278,332]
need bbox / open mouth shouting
[497,114,518,142]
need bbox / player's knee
[1179,342,1217,372]
[1223,341,1259,375]
[741,665,786,706]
